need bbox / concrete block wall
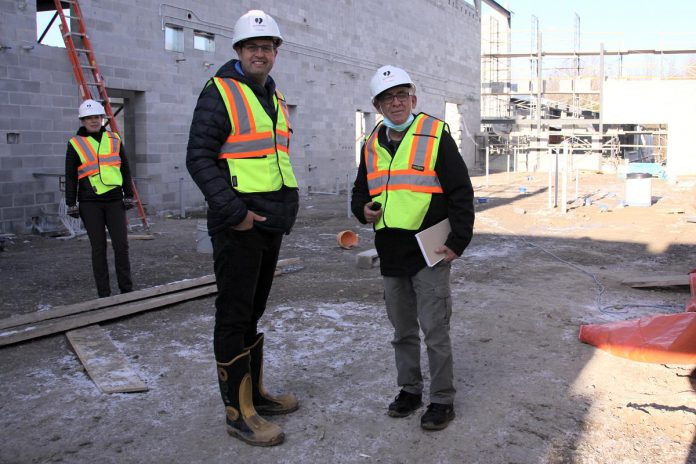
[0,0,481,233]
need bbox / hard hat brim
[372,84,415,103]
[233,36,283,48]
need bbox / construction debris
[274,257,303,276]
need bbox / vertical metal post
[547,147,554,209]
[561,142,568,214]
[554,147,559,208]
[536,31,542,152]
[506,150,510,181]
[485,146,490,187]
[599,43,605,147]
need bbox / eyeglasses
[241,43,275,54]
[377,92,412,104]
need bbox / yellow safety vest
[213,77,298,193]
[364,113,445,230]
[69,131,123,195]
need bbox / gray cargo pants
[383,261,455,404]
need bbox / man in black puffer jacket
[186,9,299,447]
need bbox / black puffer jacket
[186,59,299,236]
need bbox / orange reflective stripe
[423,120,440,169]
[218,80,240,134]
[220,147,276,159]
[230,79,256,133]
[221,134,275,157]
[385,183,443,193]
[226,131,274,143]
[367,171,388,180]
[78,167,99,179]
[72,137,98,176]
[364,115,445,198]
[369,132,380,172]
[276,91,290,120]
[98,153,120,163]
[408,116,427,166]
[72,137,98,163]
[369,185,386,196]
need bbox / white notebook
[415,218,451,267]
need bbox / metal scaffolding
[480,11,696,173]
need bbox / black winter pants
[79,200,132,298]
[211,227,282,362]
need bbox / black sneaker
[387,390,422,417]
[420,403,455,430]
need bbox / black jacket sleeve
[435,132,475,256]
[350,143,371,224]
[185,82,248,229]
[65,143,80,207]
[119,144,133,198]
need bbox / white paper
[415,218,451,267]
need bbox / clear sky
[499,0,696,53]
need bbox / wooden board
[126,234,155,240]
[66,325,148,394]
[0,284,216,347]
[622,274,690,288]
[0,275,216,331]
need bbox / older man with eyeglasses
[186,10,299,447]
[351,65,475,431]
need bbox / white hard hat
[232,10,283,47]
[370,65,415,101]
[78,99,105,118]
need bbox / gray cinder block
[356,249,379,269]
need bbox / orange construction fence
[578,270,696,364]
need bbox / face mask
[382,113,414,132]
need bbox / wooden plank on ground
[622,274,690,288]
[0,275,215,331]
[0,284,216,347]
[126,234,155,240]
[66,325,148,394]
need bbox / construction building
[0,0,482,233]
[5,1,693,235]
[480,3,696,180]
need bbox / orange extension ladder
[52,0,149,230]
